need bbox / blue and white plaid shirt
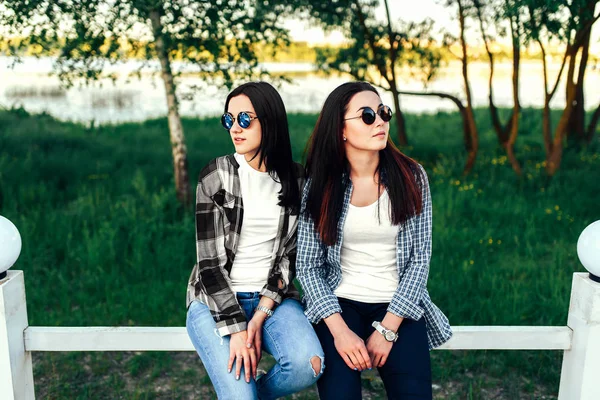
[297,165,452,349]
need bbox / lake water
[0,56,598,125]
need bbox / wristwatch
[256,305,274,319]
[372,321,398,342]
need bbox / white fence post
[558,273,600,400]
[0,271,35,400]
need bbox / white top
[229,153,282,293]
[334,190,400,303]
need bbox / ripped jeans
[186,293,324,400]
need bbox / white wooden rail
[23,325,573,352]
[2,270,600,399]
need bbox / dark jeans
[314,297,432,400]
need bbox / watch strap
[372,321,385,334]
[256,305,274,318]
[372,321,398,342]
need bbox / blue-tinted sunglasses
[221,111,259,130]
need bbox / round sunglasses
[344,105,393,125]
[221,111,259,130]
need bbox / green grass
[1,106,598,399]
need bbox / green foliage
[520,0,598,46]
[0,0,295,89]
[306,0,443,87]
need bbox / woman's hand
[325,313,372,371]
[246,297,276,368]
[367,313,403,367]
[246,315,265,368]
[228,331,257,382]
[365,331,393,367]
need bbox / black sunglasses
[344,105,393,125]
[221,111,258,130]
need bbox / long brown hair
[304,82,426,246]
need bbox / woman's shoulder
[412,162,428,181]
[197,154,238,193]
[198,154,236,178]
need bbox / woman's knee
[310,355,324,378]
[284,351,325,386]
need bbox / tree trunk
[390,87,408,146]
[546,46,579,176]
[458,0,478,175]
[505,13,521,175]
[542,100,552,154]
[566,0,597,142]
[150,10,191,206]
[383,0,408,147]
[538,41,554,155]
[546,102,574,176]
[585,102,600,143]
[567,30,590,142]
[474,0,510,144]
[397,90,471,151]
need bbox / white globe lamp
[0,215,22,280]
[577,220,600,283]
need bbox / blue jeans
[187,293,324,400]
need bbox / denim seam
[188,303,227,393]
[256,322,283,389]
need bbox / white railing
[1,270,599,400]
[1,219,600,399]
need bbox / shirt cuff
[304,295,342,324]
[260,286,283,305]
[215,318,248,337]
[387,295,424,321]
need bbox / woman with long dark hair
[186,82,323,399]
[297,81,452,399]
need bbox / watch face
[384,331,396,341]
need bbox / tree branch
[353,0,389,83]
[398,89,465,110]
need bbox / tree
[308,0,443,146]
[0,0,292,205]
[523,0,599,175]
[474,0,523,175]
[565,0,599,144]
[440,0,480,174]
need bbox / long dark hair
[224,82,300,210]
[304,81,426,246]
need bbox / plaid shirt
[297,165,452,349]
[187,154,303,337]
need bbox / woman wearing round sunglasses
[297,81,452,400]
[186,81,324,400]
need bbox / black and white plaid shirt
[186,154,304,336]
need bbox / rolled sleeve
[216,317,248,337]
[260,286,283,304]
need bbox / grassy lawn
[1,106,598,399]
